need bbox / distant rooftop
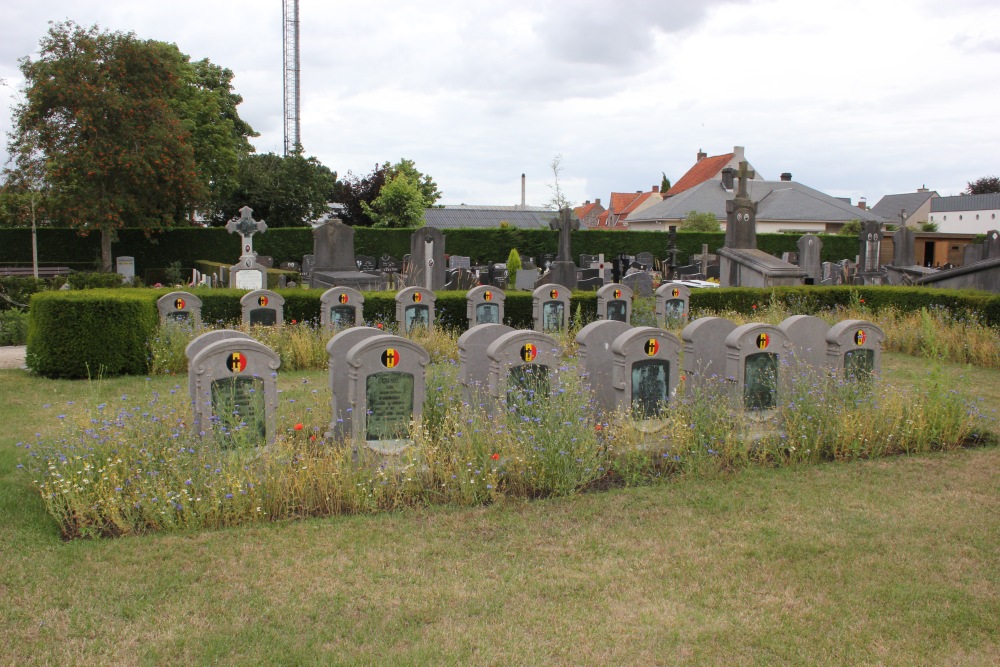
[423,206,564,229]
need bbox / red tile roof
[667,153,733,196]
[620,191,657,216]
[574,202,599,219]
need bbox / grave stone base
[310,269,385,291]
[719,248,807,288]
[536,261,578,291]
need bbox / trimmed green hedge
[27,290,158,378]
[192,261,300,290]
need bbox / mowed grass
[1,355,998,665]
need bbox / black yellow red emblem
[756,333,770,349]
[258,295,268,307]
[226,352,248,373]
[339,293,349,304]
[520,343,538,363]
[484,291,493,301]
[412,292,422,303]
[174,298,185,310]
[613,289,622,299]
[855,329,867,345]
[671,288,680,298]
[381,348,400,368]
[644,338,660,356]
[549,289,559,299]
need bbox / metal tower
[282,0,300,155]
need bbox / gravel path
[0,346,27,370]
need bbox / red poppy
[751,304,757,310]
[291,319,297,324]
[376,322,384,329]
[294,423,304,431]
[595,423,603,432]
[491,453,500,460]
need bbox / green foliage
[661,172,671,193]
[0,309,29,345]
[965,176,1000,195]
[682,210,722,232]
[0,276,50,310]
[26,289,158,378]
[191,261,299,290]
[63,272,128,290]
[920,221,939,232]
[506,248,522,274]
[384,158,441,208]
[361,174,426,229]
[840,220,862,236]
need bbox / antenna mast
[282,0,301,155]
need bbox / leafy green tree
[385,158,441,208]
[506,248,522,273]
[681,210,721,232]
[331,163,388,226]
[6,22,210,270]
[839,219,862,236]
[214,150,336,227]
[965,176,1000,195]
[661,172,671,193]
[361,174,426,228]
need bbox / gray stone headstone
[724,161,758,250]
[157,291,202,326]
[301,254,315,280]
[458,323,515,407]
[858,220,884,273]
[320,286,365,329]
[984,230,1000,259]
[189,337,280,446]
[532,284,571,333]
[826,320,885,381]
[655,282,691,326]
[611,327,682,421]
[622,271,654,297]
[779,315,831,370]
[681,317,737,390]
[576,320,633,415]
[116,256,135,284]
[797,234,823,283]
[467,285,505,328]
[395,286,435,333]
[595,283,632,323]
[314,217,357,272]
[409,227,446,290]
[241,289,284,327]
[892,227,915,267]
[256,255,274,269]
[635,252,655,269]
[326,326,385,442]
[448,255,471,270]
[724,324,792,412]
[231,256,267,291]
[185,329,253,431]
[355,255,377,272]
[486,330,561,412]
[515,269,539,291]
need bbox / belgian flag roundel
[613,289,622,299]
[174,298,185,310]
[226,352,248,373]
[381,348,400,368]
[549,289,559,299]
[756,333,770,349]
[339,293,350,304]
[520,343,538,363]
[671,288,680,298]
[644,338,660,356]
[484,291,493,301]
[412,292,423,303]
[258,295,269,307]
[855,329,867,346]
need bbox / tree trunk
[101,228,112,272]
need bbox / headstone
[378,254,400,274]
[342,334,431,453]
[116,256,135,284]
[157,291,202,326]
[241,289,284,327]
[189,337,280,446]
[310,218,383,290]
[575,320,633,414]
[231,255,267,291]
[532,284,571,333]
[184,329,253,432]
[826,320,885,381]
[256,256,274,269]
[622,270,654,297]
[611,327,682,420]
[579,254,598,268]
[515,269,539,291]
[681,317,738,390]
[280,261,300,272]
[595,283,633,323]
[326,326,385,442]
[408,227,446,290]
[541,208,579,290]
[724,324,792,412]
[892,227,915,267]
[467,285,506,328]
[395,286,435,333]
[635,252,655,270]
[457,323,515,407]
[779,315,830,370]
[797,234,823,283]
[984,230,1000,259]
[355,255,377,272]
[858,220,884,274]
[540,253,555,271]
[301,254,315,281]
[448,255,472,270]
[724,161,757,250]
[486,330,561,411]
[320,286,365,329]
[445,268,479,291]
[226,206,269,290]
[655,282,691,326]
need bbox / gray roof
[423,206,564,229]
[629,180,883,224]
[870,191,937,220]
[930,192,1000,213]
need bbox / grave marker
[185,330,253,432]
[655,282,691,326]
[320,286,365,329]
[826,319,885,381]
[532,283,571,333]
[241,289,284,327]
[611,327,682,420]
[681,317,738,391]
[779,315,830,370]
[725,324,792,412]
[226,206,268,290]
[595,283,633,323]
[395,286,435,333]
[486,330,561,411]
[457,323,515,406]
[326,327,385,442]
[466,285,506,327]
[576,320,633,414]
[157,291,202,326]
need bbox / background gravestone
[310,218,383,290]
[157,291,202,326]
[408,227,446,290]
[797,234,823,284]
[724,324,792,412]
[532,284,571,333]
[892,227,915,267]
[320,286,365,329]
[116,256,135,284]
[635,252,655,270]
[655,283,690,326]
[241,289,284,327]
[576,320,633,414]
[595,283,632,323]
[682,317,738,390]
[395,286,436,333]
[984,230,1000,259]
[779,315,830,369]
[226,206,268,290]
[326,327,385,442]
[486,330,561,412]
[185,329,252,432]
[355,255,377,272]
[611,327,682,421]
[458,323,515,407]
[622,271,654,297]
[466,285,505,328]
[826,319,885,381]
[189,337,280,446]
[449,255,472,270]
[377,254,400,274]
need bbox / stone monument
[310,217,384,290]
[536,208,578,290]
[226,206,269,290]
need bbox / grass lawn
[1,353,998,665]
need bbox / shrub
[0,309,29,345]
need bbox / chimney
[917,184,928,193]
[697,148,707,162]
[652,185,659,193]
[780,172,792,182]
[595,198,601,207]
[857,197,867,210]
[733,145,745,163]
[721,167,735,190]
[520,173,526,208]
[584,200,591,205]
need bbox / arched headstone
[576,320,633,414]
[826,320,885,381]
[320,286,365,329]
[157,291,202,326]
[596,283,632,323]
[724,324,792,412]
[655,283,691,326]
[395,286,435,333]
[532,283,571,333]
[611,327,682,420]
[241,289,284,327]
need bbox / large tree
[966,176,1000,195]
[331,158,439,227]
[681,210,721,232]
[361,173,426,228]
[6,22,213,270]
[384,158,441,208]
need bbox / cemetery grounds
[1,300,999,665]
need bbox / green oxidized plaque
[542,302,564,333]
[366,372,414,441]
[843,349,874,381]
[211,376,265,448]
[631,359,670,419]
[743,352,778,411]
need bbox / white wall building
[928,193,1000,234]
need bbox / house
[423,205,569,230]
[870,188,938,226]
[666,146,762,196]
[593,186,664,230]
[574,199,606,229]
[927,193,1000,234]
[627,173,881,234]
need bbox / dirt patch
[0,346,27,370]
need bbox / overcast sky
[3,0,1000,210]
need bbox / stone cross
[735,161,755,200]
[551,208,577,262]
[226,206,267,259]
